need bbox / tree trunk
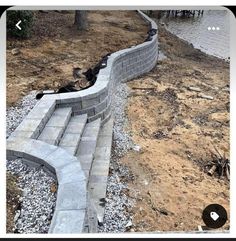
[74,10,88,31]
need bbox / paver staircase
[35,106,113,232]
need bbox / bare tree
[74,10,88,30]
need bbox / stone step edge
[58,114,88,156]
[37,107,72,146]
[87,116,114,227]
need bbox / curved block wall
[43,10,158,124]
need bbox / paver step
[37,107,72,145]
[58,114,88,156]
[83,196,98,233]
[88,117,113,224]
[76,118,101,180]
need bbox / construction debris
[188,86,201,92]
[198,93,214,100]
[205,146,230,180]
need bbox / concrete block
[61,146,76,155]
[23,139,58,159]
[89,175,108,183]
[104,104,111,118]
[28,102,55,116]
[75,106,95,117]
[49,209,86,233]
[89,183,107,224]
[101,113,112,126]
[94,147,111,160]
[70,114,87,123]
[77,140,97,155]
[90,162,109,176]
[38,126,63,145]
[56,161,85,184]
[95,98,107,114]
[82,97,100,109]
[64,122,85,134]
[35,98,56,109]
[53,107,72,116]
[45,147,77,169]
[87,112,103,122]
[56,181,87,211]
[9,131,34,139]
[99,90,108,102]
[80,161,92,171]
[22,158,42,169]
[96,136,112,148]
[59,133,80,147]
[16,118,43,133]
[46,114,71,127]
[83,122,100,136]
[77,154,93,168]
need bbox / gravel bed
[7,158,57,233]
[112,83,134,157]
[99,83,136,232]
[6,91,38,138]
[6,91,57,233]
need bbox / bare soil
[7,10,148,107]
[6,173,21,233]
[122,26,230,232]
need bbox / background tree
[7,10,34,38]
[74,10,88,31]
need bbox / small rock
[50,183,57,193]
[197,93,214,100]
[14,210,21,222]
[133,145,141,152]
[188,86,201,92]
[41,215,47,221]
[11,48,20,55]
[223,87,230,93]
[125,220,132,228]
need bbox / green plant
[7,10,34,38]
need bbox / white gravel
[6,91,57,234]
[6,91,38,138]
[99,83,136,232]
[112,83,134,157]
[7,158,57,233]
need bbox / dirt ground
[122,26,230,232]
[7,10,148,107]
[6,173,21,233]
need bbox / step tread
[88,117,113,224]
[76,118,101,179]
[38,107,72,145]
[59,114,88,155]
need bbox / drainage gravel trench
[98,83,138,233]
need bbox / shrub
[7,10,34,38]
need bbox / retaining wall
[7,10,158,141]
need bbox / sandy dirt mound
[121,26,230,232]
[7,10,148,107]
